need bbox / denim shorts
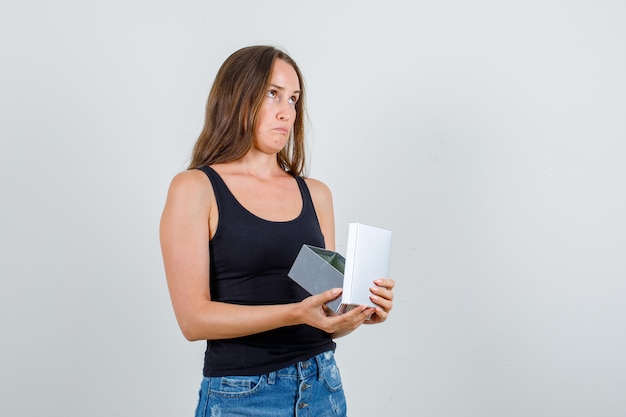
[194,350,347,417]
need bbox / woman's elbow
[177,317,205,341]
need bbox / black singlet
[198,166,336,376]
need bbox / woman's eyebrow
[269,83,301,94]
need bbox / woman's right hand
[296,288,374,336]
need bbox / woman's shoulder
[303,177,333,204]
[170,168,209,185]
[303,176,331,192]
[167,169,214,200]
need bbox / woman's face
[253,59,300,155]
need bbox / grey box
[288,245,345,312]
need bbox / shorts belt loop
[267,371,276,385]
[315,353,324,381]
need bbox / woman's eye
[288,96,298,104]
[267,90,277,99]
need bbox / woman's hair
[188,45,307,176]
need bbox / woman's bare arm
[304,178,336,251]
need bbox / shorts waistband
[267,351,334,384]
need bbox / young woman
[160,45,395,416]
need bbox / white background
[1,1,625,416]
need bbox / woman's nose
[278,107,291,121]
[277,100,293,121]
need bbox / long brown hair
[188,46,307,176]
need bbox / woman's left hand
[365,278,395,324]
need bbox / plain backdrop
[1,1,625,416]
